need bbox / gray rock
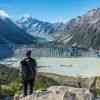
[19,86,93,100]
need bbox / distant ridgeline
[0,64,19,84]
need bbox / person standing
[20,50,37,96]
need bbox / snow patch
[0,10,9,19]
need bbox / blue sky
[0,0,100,22]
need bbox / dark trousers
[23,79,34,96]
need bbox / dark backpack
[21,58,36,80]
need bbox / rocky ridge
[17,8,100,48]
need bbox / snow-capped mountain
[0,10,35,44]
[0,10,35,58]
[17,16,54,41]
[16,16,66,41]
[17,8,100,49]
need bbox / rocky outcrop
[40,73,97,89]
[55,8,100,48]
[16,86,93,100]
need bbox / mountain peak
[0,10,9,19]
[85,8,100,17]
[22,14,32,20]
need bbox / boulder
[19,86,93,100]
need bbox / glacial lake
[38,57,100,77]
[1,57,100,77]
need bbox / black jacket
[20,57,37,80]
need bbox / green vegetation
[96,88,100,96]
[34,74,60,90]
[0,74,59,96]
[1,79,21,96]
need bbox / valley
[1,7,100,100]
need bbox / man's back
[21,57,37,81]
